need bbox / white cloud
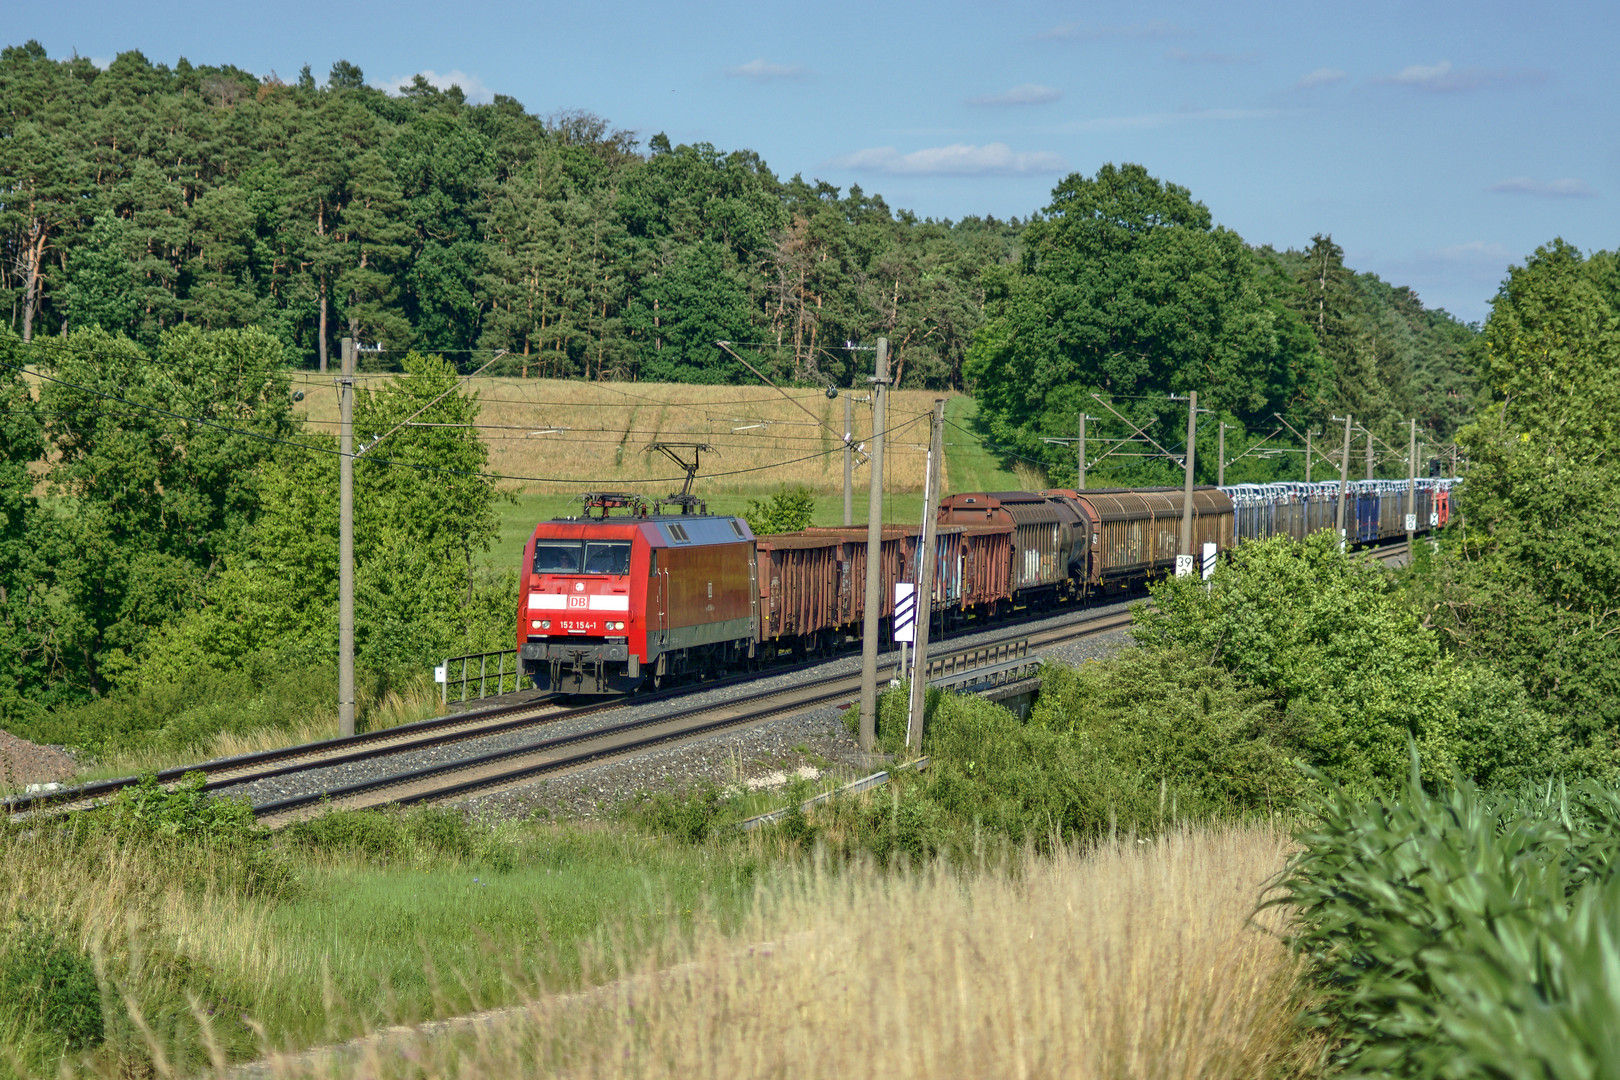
[1166,48,1259,65]
[725,58,810,80]
[829,142,1067,177]
[1295,67,1346,89]
[1429,241,1514,263]
[1037,19,1187,41]
[1489,176,1598,198]
[964,83,1062,106]
[1060,107,1277,132]
[1375,60,1545,92]
[375,69,494,104]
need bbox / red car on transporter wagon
[516,494,759,695]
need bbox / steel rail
[253,610,1134,824]
[8,590,1142,818]
[12,536,1407,821]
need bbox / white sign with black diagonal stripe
[893,583,917,643]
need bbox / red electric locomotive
[516,494,758,695]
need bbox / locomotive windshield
[532,541,631,575]
[584,542,632,574]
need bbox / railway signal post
[1077,412,1087,489]
[906,399,947,752]
[1333,414,1353,547]
[843,392,854,527]
[1176,391,1198,576]
[858,338,890,754]
[1406,419,1417,548]
[339,336,356,738]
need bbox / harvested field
[293,375,952,496]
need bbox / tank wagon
[517,479,1453,696]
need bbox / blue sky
[21,0,1618,322]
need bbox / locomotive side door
[650,551,667,645]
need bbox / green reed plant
[1275,752,1620,1078]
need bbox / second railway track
[251,607,1135,825]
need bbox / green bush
[741,485,815,535]
[284,806,515,871]
[1136,532,1565,791]
[60,773,298,902]
[1030,647,1300,814]
[828,656,1304,862]
[625,784,733,845]
[0,922,103,1059]
[1275,759,1620,1078]
[100,771,261,843]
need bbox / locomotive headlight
[531,620,542,629]
[539,619,551,629]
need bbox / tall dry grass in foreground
[244,825,1310,1080]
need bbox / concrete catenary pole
[1178,391,1198,572]
[843,391,854,527]
[906,399,946,752]
[1077,412,1087,490]
[1305,430,1314,483]
[1365,427,1375,480]
[339,336,356,737]
[1333,413,1353,547]
[857,339,889,754]
[1217,422,1229,487]
[1406,418,1417,548]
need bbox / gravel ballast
[213,599,1143,818]
[0,730,78,789]
[456,603,1140,823]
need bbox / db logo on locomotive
[568,596,587,608]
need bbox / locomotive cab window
[533,542,583,574]
[583,542,631,575]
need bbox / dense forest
[0,41,1531,739]
[1,44,1475,460]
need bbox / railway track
[11,538,1408,825]
[252,607,1134,825]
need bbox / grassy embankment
[246,825,1306,1080]
[0,804,1306,1080]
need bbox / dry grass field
[230,824,1311,1080]
[292,375,955,498]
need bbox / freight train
[516,479,1458,695]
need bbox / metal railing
[739,758,931,832]
[920,641,1030,683]
[438,649,522,704]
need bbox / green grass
[0,816,769,1074]
[943,396,1023,492]
[250,827,759,1046]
